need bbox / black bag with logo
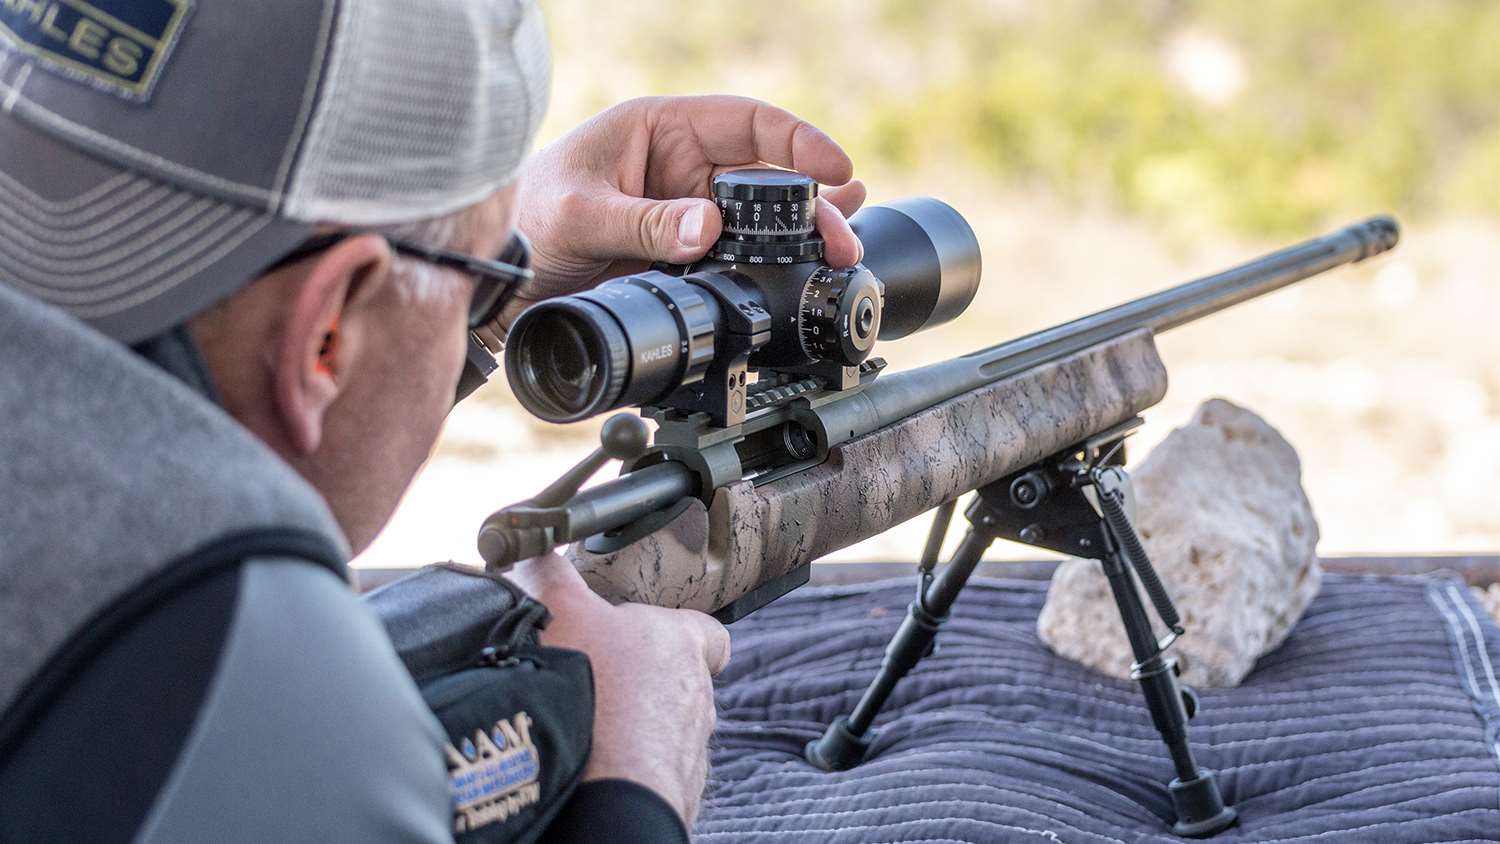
[366,564,594,843]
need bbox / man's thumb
[591,194,722,265]
[505,551,598,604]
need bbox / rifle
[476,169,1399,836]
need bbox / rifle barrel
[829,216,1399,441]
[1110,215,1398,334]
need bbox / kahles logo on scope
[0,0,191,101]
[639,343,675,364]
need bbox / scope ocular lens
[506,299,629,423]
[530,313,595,412]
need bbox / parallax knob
[798,267,883,366]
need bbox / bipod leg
[977,421,1236,837]
[1097,535,1236,836]
[806,499,995,771]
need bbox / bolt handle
[532,414,650,507]
[478,414,650,572]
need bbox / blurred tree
[542,0,1500,234]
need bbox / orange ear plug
[317,316,340,377]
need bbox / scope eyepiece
[505,274,715,423]
[506,299,627,422]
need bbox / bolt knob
[600,413,650,461]
[1009,471,1051,509]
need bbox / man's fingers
[823,180,867,218]
[677,96,855,188]
[564,191,723,266]
[673,609,732,675]
[816,195,864,268]
[704,619,731,675]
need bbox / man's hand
[504,553,731,826]
[508,95,868,323]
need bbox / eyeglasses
[266,230,534,402]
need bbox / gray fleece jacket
[0,280,687,844]
[0,280,454,840]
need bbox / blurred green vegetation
[545,0,1500,235]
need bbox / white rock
[1037,398,1322,687]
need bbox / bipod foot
[805,500,987,773]
[1170,770,1237,837]
[805,716,873,772]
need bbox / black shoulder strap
[0,527,345,757]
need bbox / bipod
[805,418,1237,838]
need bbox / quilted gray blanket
[698,574,1500,842]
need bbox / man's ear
[275,234,393,454]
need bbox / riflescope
[505,169,982,426]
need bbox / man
[0,0,864,840]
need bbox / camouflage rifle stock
[479,216,1399,623]
[571,328,1166,612]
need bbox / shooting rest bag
[366,565,594,842]
[694,573,1500,841]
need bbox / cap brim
[0,116,312,345]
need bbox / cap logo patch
[0,0,191,101]
[445,711,542,834]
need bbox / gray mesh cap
[0,0,550,343]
